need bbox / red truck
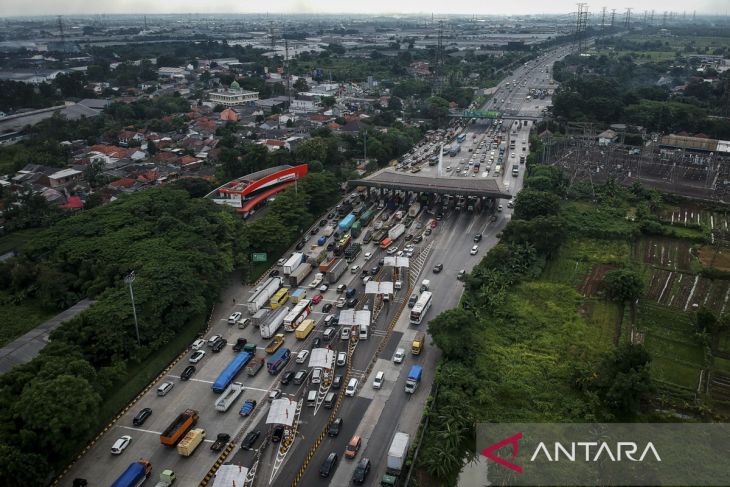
[160,409,199,446]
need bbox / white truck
[215,382,244,412]
[282,252,304,275]
[388,223,406,241]
[260,306,289,339]
[246,277,282,315]
[420,279,430,292]
[308,273,324,289]
[289,262,313,287]
[327,258,347,284]
[408,202,421,218]
[386,432,410,475]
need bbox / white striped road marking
[118,426,162,435]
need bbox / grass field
[0,294,56,347]
[0,228,43,255]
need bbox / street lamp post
[124,271,141,346]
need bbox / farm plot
[708,371,730,402]
[698,246,730,273]
[635,238,695,271]
[579,264,616,297]
[659,206,730,232]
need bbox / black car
[332,375,343,389]
[233,338,247,352]
[180,365,196,381]
[132,407,152,426]
[433,263,444,273]
[378,258,385,267]
[346,298,357,308]
[211,337,227,353]
[327,212,335,219]
[405,234,413,241]
[296,241,305,250]
[413,235,423,244]
[242,430,261,450]
[320,452,338,478]
[269,269,280,278]
[328,418,343,437]
[281,371,295,385]
[326,243,335,251]
[474,233,483,242]
[436,213,443,220]
[371,265,380,275]
[210,433,231,452]
[352,458,371,484]
[322,303,332,313]
[319,219,327,227]
[310,227,318,236]
[272,425,285,443]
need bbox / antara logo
[481,433,661,473]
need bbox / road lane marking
[118,425,162,435]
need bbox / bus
[266,347,290,375]
[283,299,311,332]
[270,288,289,309]
[456,133,466,143]
[409,291,433,325]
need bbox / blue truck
[211,352,253,393]
[110,459,152,487]
[404,365,422,394]
[338,213,356,233]
[267,347,290,375]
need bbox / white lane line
[118,425,162,435]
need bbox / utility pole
[363,130,368,163]
[625,8,633,29]
[601,7,607,30]
[124,271,141,346]
[57,16,65,60]
[610,9,617,28]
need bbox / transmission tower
[285,39,291,108]
[57,16,65,59]
[433,20,444,94]
[601,7,607,30]
[650,10,655,26]
[662,11,668,27]
[574,3,589,54]
[624,8,632,29]
[643,10,648,25]
[610,9,616,28]
[269,21,276,51]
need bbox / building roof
[60,196,84,209]
[49,168,82,180]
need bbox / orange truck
[160,409,199,446]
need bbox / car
[405,234,413,241]
[457,269,466,281]
[415,222,424,229]
[498,204,503,212]
[228,311,242,325]
[269,269,280,277]
[323,327,336,341]
[311,294,323,305]
[341,327,350,340]
[425,228,432,236]
[211,337,227,353]
[232,337,247,352]
[386,246,398,255]
[319,219,327,227]
[336,297,347,308]
[490,214,498,222]
[310,227,318,236]
[277,258,287,266]
[189,350,206,363]
[319,284,329,292]
[393,348,406,363]
[296,350,310,364]
[350,265,361,274]
[337,351,347,367]
[326,242,335,251]
[320,452,339,478]
[364,251,372,260]
[327,418,342,438]
[413,235,423,244]
[132,408,152,426]
[345,435,362,459]
[281,371,295,385]
[470,245,479,255]
[336,284,347,294]
[372,371,385,389]
[408,294,418,308]
[296,241,305,250]
[327,212,336,219]
[474,233,483,242]
[507,200,514,208]
[268,389,282,402]
[433,263,443,273]
[180,365,196,381]
[239,399,257,416]
[242,430,261,450]
[210,433,231,452]
[191,338,206,350]
[157,381,174,396]
[111,435,132,455]
[272,425,285,443]
[346,297,357,308]
[311,337,321,349]
[371,265,381,275]
[322,303,333,313]
[207,335,222,347]
[332,375,343,389]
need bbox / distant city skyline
[3,0,729,17]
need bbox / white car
[189,350,206,363]
[319,284,329,292]
[296,350,310,364]
[350,265,361,274]
[111,435,132,455]
[470,245,479,255]
[191,339,206,350]
[386,246,398,255]
[336,297,347,308]
[336,352,347,367]
[277,258,287,266]
[207,335,222,346]
[364,252,372,260]
[393,348,406,364]
[341,327,350,340]
[507,200,514,208]
[228,311,242,324]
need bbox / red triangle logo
[480,432,523,473]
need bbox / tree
[296,137,328,163]
[320,96,336,109]
[299,172,340,214]
[428,308,482,360]
[147,140,157,156]
[513,189,560,220]
[293,78,309,93]
[0,444,49,487]
[602,269,643,303]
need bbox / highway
[61,44,566,487]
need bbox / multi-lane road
[61,44,566,487]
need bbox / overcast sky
[3,0,729,17]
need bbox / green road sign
[463,110,501,119]
[252,253,267,262]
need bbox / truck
[308,273,324,289]
[153,470,176,487]
[111,459,152,487]
[291,288,307,304]
[362,229,373,244]
[380,474,399,487]
[408,202,421,218]
[345,243,361,263]
[177,428,205,456]
[334,234,352,256]
[411,332,425,355]
[338,213,356,233]
[265,333,285,354]
[420,279,430,292]
[322,224,335,237]
[245,356,264,376]
[388,223,405,241]
[289,262,313,287]
[405,365,423,394]
[211,352,253,393]
[327,258,347,284]
[372,229,386,243]
[246,277,282,315]
[251,308,269,327]
[260,306,288,339]
[160,409,199,446]
[449,145,461,157]
[210,434,231,453]
[351,221,362,238]
[380,237,393,249]
[282,252,304,275]
[386,432,410,475]
[215,382,244,412]
[319,257,338,273]
[295,318,315,340]
[267,347,291,374]
[359,209,375,227]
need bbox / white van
[157,382,174,396]
[307,390,317,407]
[323,392,336,408]
[373,371,385,389]
[345,378,359,397]
[359,325,368,340]
[311,367,323,384]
